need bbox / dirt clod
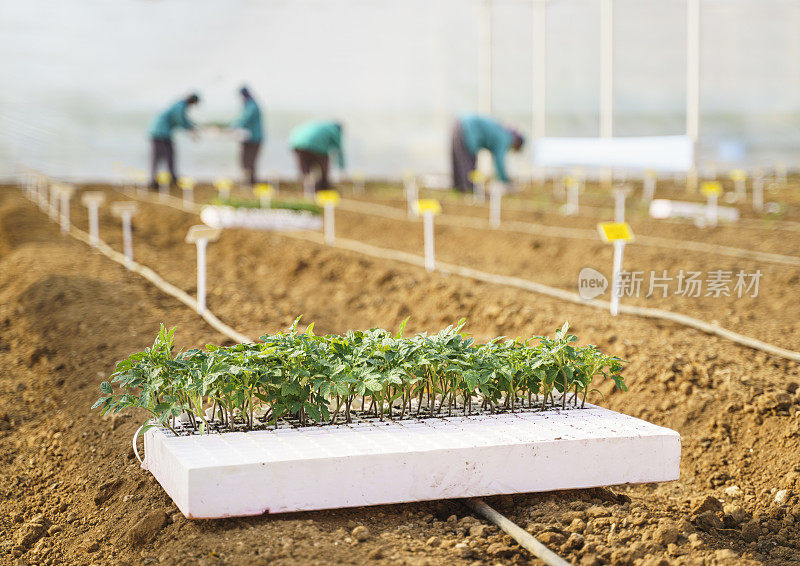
[741,521,761,542]
[351,525,370,542]
[14,518,50,550]
[694,510,723,532]
[128,510,168,547]
[655,521,679,545]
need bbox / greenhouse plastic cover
[1,0,799,180]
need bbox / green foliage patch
[93,320,627,436]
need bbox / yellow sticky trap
[155,171,172,185]
[254,183,274,197]
[214,178,233,191]
[469,170,485,184]
[315,190,340,206]
[415,199,442,215]
[700,181,722,197]
[645,168,657,177]
[178,177,196,190]
[730,169,746,182]
[353,171,365,182]
[597,222,634,243]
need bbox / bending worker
[148,93,200,189]
[231,86,263,186]
[451,113,524,193]
[289,121,345,191]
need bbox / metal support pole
[686,0,701,191]
[600,0,614,139]
[532,0,547,141]
[531,0,548,186]
[478,0,492,114]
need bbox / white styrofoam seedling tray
[143,405,680,519]
[200,205,322,231]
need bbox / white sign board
[533,135,694,172]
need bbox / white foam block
[533,135,694,171]
[143,405,680,519]
[200,206,322,232]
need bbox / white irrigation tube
[336,199,800,268]
[463,499,570,566]
[120,189,800,363]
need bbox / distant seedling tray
[200,205,322,231]
[143,404,680,519]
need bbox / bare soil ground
[1,183,799,566]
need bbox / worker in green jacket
[148,93,199,189]
[451,113,524,193]
[289,121,345,191]
[231,86,263,186]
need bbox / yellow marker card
[468,170,485,184]
[254,183,274,197]
[415,199,442,215]
[597,222,634,243]
[214,178,233,191]
[156,171,172,185]
[178,177,196,190]
[700,181,722,197]
[729,169,746,182]
[315,190,340,206]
